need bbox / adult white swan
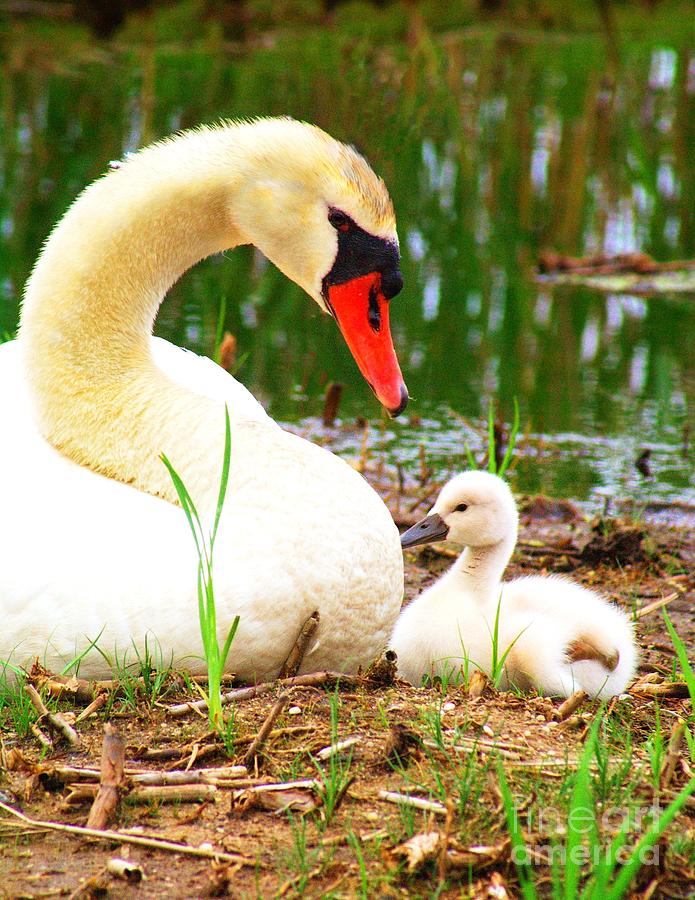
[0,118,408,680]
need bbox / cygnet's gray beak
[400,513,449,549]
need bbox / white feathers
[390,471,637,698]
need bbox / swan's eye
[455,503,468,513]
[328,209,351,233]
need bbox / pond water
[1,20,693,512]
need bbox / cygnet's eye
[328,209,352,233]
[455,503,468,513]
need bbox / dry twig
[68,783,218,806]
[86,724,126,830]
[278,611,320,679]
[377,789,447,815]
[316,736,362,761]
[25,683,81,748]
[660,719,686,790]
[245,692,290,769]
[0,799,254,865]
[167,671,358,718]
[635,592,679,619]
[556,690,589,721]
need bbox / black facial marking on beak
[368,283,381,332]
[400,512,449,549]
[381,269,403,300]
[322,212,401,293]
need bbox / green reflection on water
[0,22,693,510]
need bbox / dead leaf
[391,831,440,872]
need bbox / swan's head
[229,118,408,416]
[400,471,519,550]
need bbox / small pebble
[442,702,456,712]
[198,843,214,853]
[288,706,302,716]
[482,724,494,738]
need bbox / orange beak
[326,272,408,417]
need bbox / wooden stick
[25,683,81,748]
[67,783,218,805]
[556,690,589,722]
[39,763,246,784]
[635,592,679,619]
[422,738,520,761]
[167,671,358,718]
[29,662,123,705]
[87,724,126,830]
[244,692,290,769]
[660,719,686,790]
[438,800,455,883]
[316,736,362,761]
[134,766,247,786]
[0,800,253,865]
[279,611,320,679]
[377,790,447,815]
[74,692,108,723]
[632,682,690,698]
[30,722,53,752]
[106,858,144,882]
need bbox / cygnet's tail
[503,599,638,700]
[562,611,637,699]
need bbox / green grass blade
[212,405,231,548]
[498,398,520,478]
[161,452,204,560]
[590,817,632,896]
[487,402,496,474]
[196,567,211,658]
[214,295,227,365]
[497,761,538,900]
[565,716,601,900]
[604,776,695,899]
[487,593,528,687]
[60,626,107,676]
[464,442,478,470]
[220,615,241,670]
[662,611,695,705]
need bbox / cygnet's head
[400,471,519,550]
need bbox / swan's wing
[150,336,274,426]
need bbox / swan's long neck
[19,130,251,508]
[447,532,516,606]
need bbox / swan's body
[0,118,408,679]
[390,472,637,698]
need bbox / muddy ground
[0,466,693,899]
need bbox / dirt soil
[1,467,693,899]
